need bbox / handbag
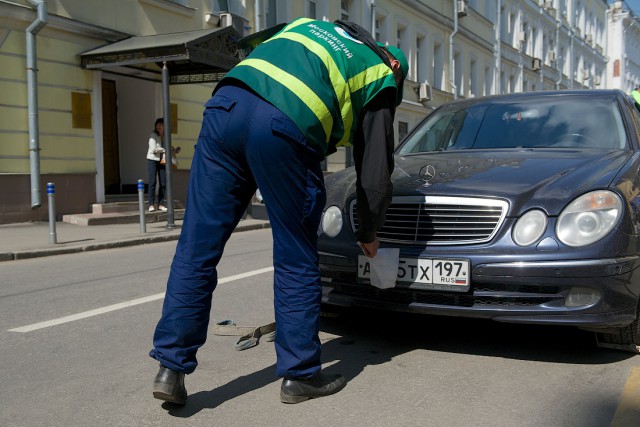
[159,153,166,165]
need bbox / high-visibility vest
[222,18,398,155]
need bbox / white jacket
[146,132,165,161]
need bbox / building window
[485,1,496,23]
[433,40,444,90]
[266,0,277,27]
[509,75,516,93]
[212,0,245,15]
[375,12,387,42]
[484,65,493,96]
[398,121,409,144]
[508,12,516,45]
[340,0,349,21]
[212,0,229,11]
[469,59,477,98]
[397,21,408,79]
[306,0,316,19]
[454,50,463,96]
[415,32,427,83]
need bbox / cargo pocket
[302,168,326,231]
[271,115,323,160]
[201,94,238,143]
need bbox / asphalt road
[1,228,639,426]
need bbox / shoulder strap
[334,20,391,69]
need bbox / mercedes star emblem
[418,164,436,187]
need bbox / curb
[0,221,270,262]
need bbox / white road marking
[8,266,274,333]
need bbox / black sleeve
[353,88,395,243]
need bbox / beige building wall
[1,29,94,175]
[0,0,226,223]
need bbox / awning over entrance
[80,26,241,84]
[80,25,242,228]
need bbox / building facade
[607,1,640,92]
[0,0,629,224]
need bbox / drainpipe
[518,25,523,92]
[569,26,574,89]
[555,16,562,89]
[622,16,637,92]
[26,0,47,209]
[496,1,501,94]
[371,0,376,39]
[450,0,459,99]
[254,0,260,32]
[604,7,611,88]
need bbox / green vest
[222,18,398,155]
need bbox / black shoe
[280,372,347,404]
[153,365,187,405]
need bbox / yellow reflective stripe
[281,18,313,32]
[237,58,332,142]
[348,63,393,92]
[336,64,393,147]
[265,32,354,147]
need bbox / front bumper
[320,253,640,328]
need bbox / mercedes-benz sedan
[318,90,640,352]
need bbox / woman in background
[146,118,167,212]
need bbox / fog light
[564,287,601,307]
[513,209,547,246]
[321,206,343,238]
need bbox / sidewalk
[0,216,270,262]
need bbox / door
[102,79,120,194]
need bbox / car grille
[350,196,508,245]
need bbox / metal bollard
[47,182,57,244]
[138,179,146,233]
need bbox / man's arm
[353,88,396,253]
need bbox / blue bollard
[47,182,57,244]
[138,179,146,233]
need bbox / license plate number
[357,256,470,291]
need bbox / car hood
[389,150,631,216]
[321,149,634,218]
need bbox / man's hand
[358,238,380,258]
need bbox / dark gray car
[318,90,640,352]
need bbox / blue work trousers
[150,84,326,379]
[147,159,166,207]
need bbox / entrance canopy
[80,26,241,84]
[80,25,242,228]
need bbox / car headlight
[556,190,622,247]
[513,209,547,246]
[321,206,343,238]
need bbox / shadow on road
[161,307,634,417]
[319,307,635,365]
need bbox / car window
[627,98,640,145]
[398,96,627,154]
[398,104,486,153]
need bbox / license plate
[357,256,470,292]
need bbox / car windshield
[397,96,628,154]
